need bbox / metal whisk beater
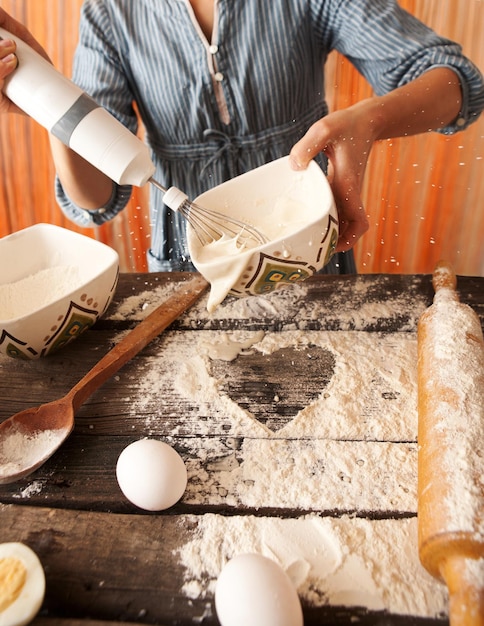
[150,179,268,247]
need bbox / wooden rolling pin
[417,261,484,624]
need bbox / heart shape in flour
[209,345,336,432]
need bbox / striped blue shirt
[56,0,484,272]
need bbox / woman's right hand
[0,8,51,114]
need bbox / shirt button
[456,117,466,127]
[209,44,218,54]
[214,71,224,82]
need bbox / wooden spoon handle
[67,274,208,411]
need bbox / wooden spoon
[0,274,208,484]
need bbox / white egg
[116,438,187,511]
[0,542,45,626]
[215,553,304,626]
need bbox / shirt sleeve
[313,0,484,134]
[55,178,133,227]
[55,0,138,226]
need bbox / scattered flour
[0,428,62,480]
[128,329,419,442]
[108,281,181,321]
[182,437,417,513]
[13,480,45,499]
[7,275,477,619]
[0,266,83,320]
[175,513,448,618]
[112,328,420,513]
[94,278,457,618]
[183,276,429,331]
[106,275,429,332]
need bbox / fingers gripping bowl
[188,157,339,312]
[0,223,119,359]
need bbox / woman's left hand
[290,67,464,253]
[289,102,377,253]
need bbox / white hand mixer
[0,28,266,247]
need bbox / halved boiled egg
[0,542,45,626]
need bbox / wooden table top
[1,271,483,625]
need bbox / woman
[1,1,483,273]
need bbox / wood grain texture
[0,505,447,626]
[1,272,483,625]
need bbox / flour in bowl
[0,266,83,321]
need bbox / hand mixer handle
[0,28,155,187]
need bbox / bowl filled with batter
[188,156,338,312]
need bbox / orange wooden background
[1,0,483,275]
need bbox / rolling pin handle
[432,260,457,293]
[440,556,484,626]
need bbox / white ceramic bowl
[0,223,119,359]
[189,156,338,311]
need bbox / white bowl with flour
[0,223,119,359]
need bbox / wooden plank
[34,621,147,626]
[0,331,416,441]
[1,272,482,625]
[103,272,435,333]
[0,329,420,441]
[103,273,484,330]
[0,434,418,516]
[0,326,420,515]
[1,504,447,625]
[209,343,337,431]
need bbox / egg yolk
[0,557,26,611]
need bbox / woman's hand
[289,102,376,253]
[0,9,51,114]
[0,9,111,210]
[290,68,463,253]
[0,38,19,114]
